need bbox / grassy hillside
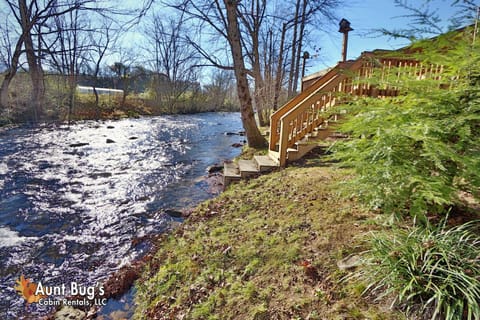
[133,156,405,319]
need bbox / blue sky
[305,0,475,74]
[115,0,476,82]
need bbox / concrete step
[268,150,280,163]
[223,161,241,187]
[238,159,260,178]
[254,155,279,172]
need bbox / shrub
[331,30,480,222]
[358,220,480,320]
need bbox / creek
[0,112,243,319]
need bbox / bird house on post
[339,18,353,62]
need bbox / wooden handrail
[276,58,368,166]
[269,60,356,151]
[271,52,444,166]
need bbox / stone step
[223,161,241,187]
[238,159,260,178]
[253,155,279,172]
[268,150,280,163]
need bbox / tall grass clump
[332,29,480,222]
[358,220,480,320]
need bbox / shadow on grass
[289,145,340,168]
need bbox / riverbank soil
[134,156,406,319]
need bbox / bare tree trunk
[292,0,307,94]
[252,34,267,127]
[20,0,45,121]
[122,88,127,108]
[287,0,301,98]
[0,32,24,109]
[273,23,287,111]
[224,0,265,148]
[0,73,14,110]
[90,88,100,119]
[67,75,76,124]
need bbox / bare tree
[286,0,340,98]
[0,11,23,111]
[273,22,287,111]
[174,0,266,147]
[47,7,90,122]
[225,0,266,147]
[0,17,15,71]
[287,0,302,98]
[143,11,199,113]
[85,20,114,109]
[109,60,130,106]
[238,0,270,126]
[0,0,93,120]
[204,69,235,109]
[0,0,155,121]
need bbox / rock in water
[164,209,183,218]
[54,306,86,320]
[207,165,223,174]
[69,142,89,148]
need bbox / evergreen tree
[332,27,480,222]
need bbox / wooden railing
[269,52,444,167]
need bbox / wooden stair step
[254,155,279,172]
[238,159,260,178]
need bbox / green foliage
[358,220,480,320]
[332,30,480,221]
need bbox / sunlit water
[0,113,244,319]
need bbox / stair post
[278,118,289,167]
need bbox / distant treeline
[0,68,240,124]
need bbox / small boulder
[164,209,183,218]
[207,165,223,174]
[337,254,362,270]
[54,306,86,320]
[106,139,115,144]
[69,142,89,148]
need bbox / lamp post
[339,18,353,62]
[301,51,310,79]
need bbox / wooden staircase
[223,51,443,187]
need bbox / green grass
[133,164,405,319]
[357,220,480,320]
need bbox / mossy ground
[134,155,406,320]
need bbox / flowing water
[0,112,244,319]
